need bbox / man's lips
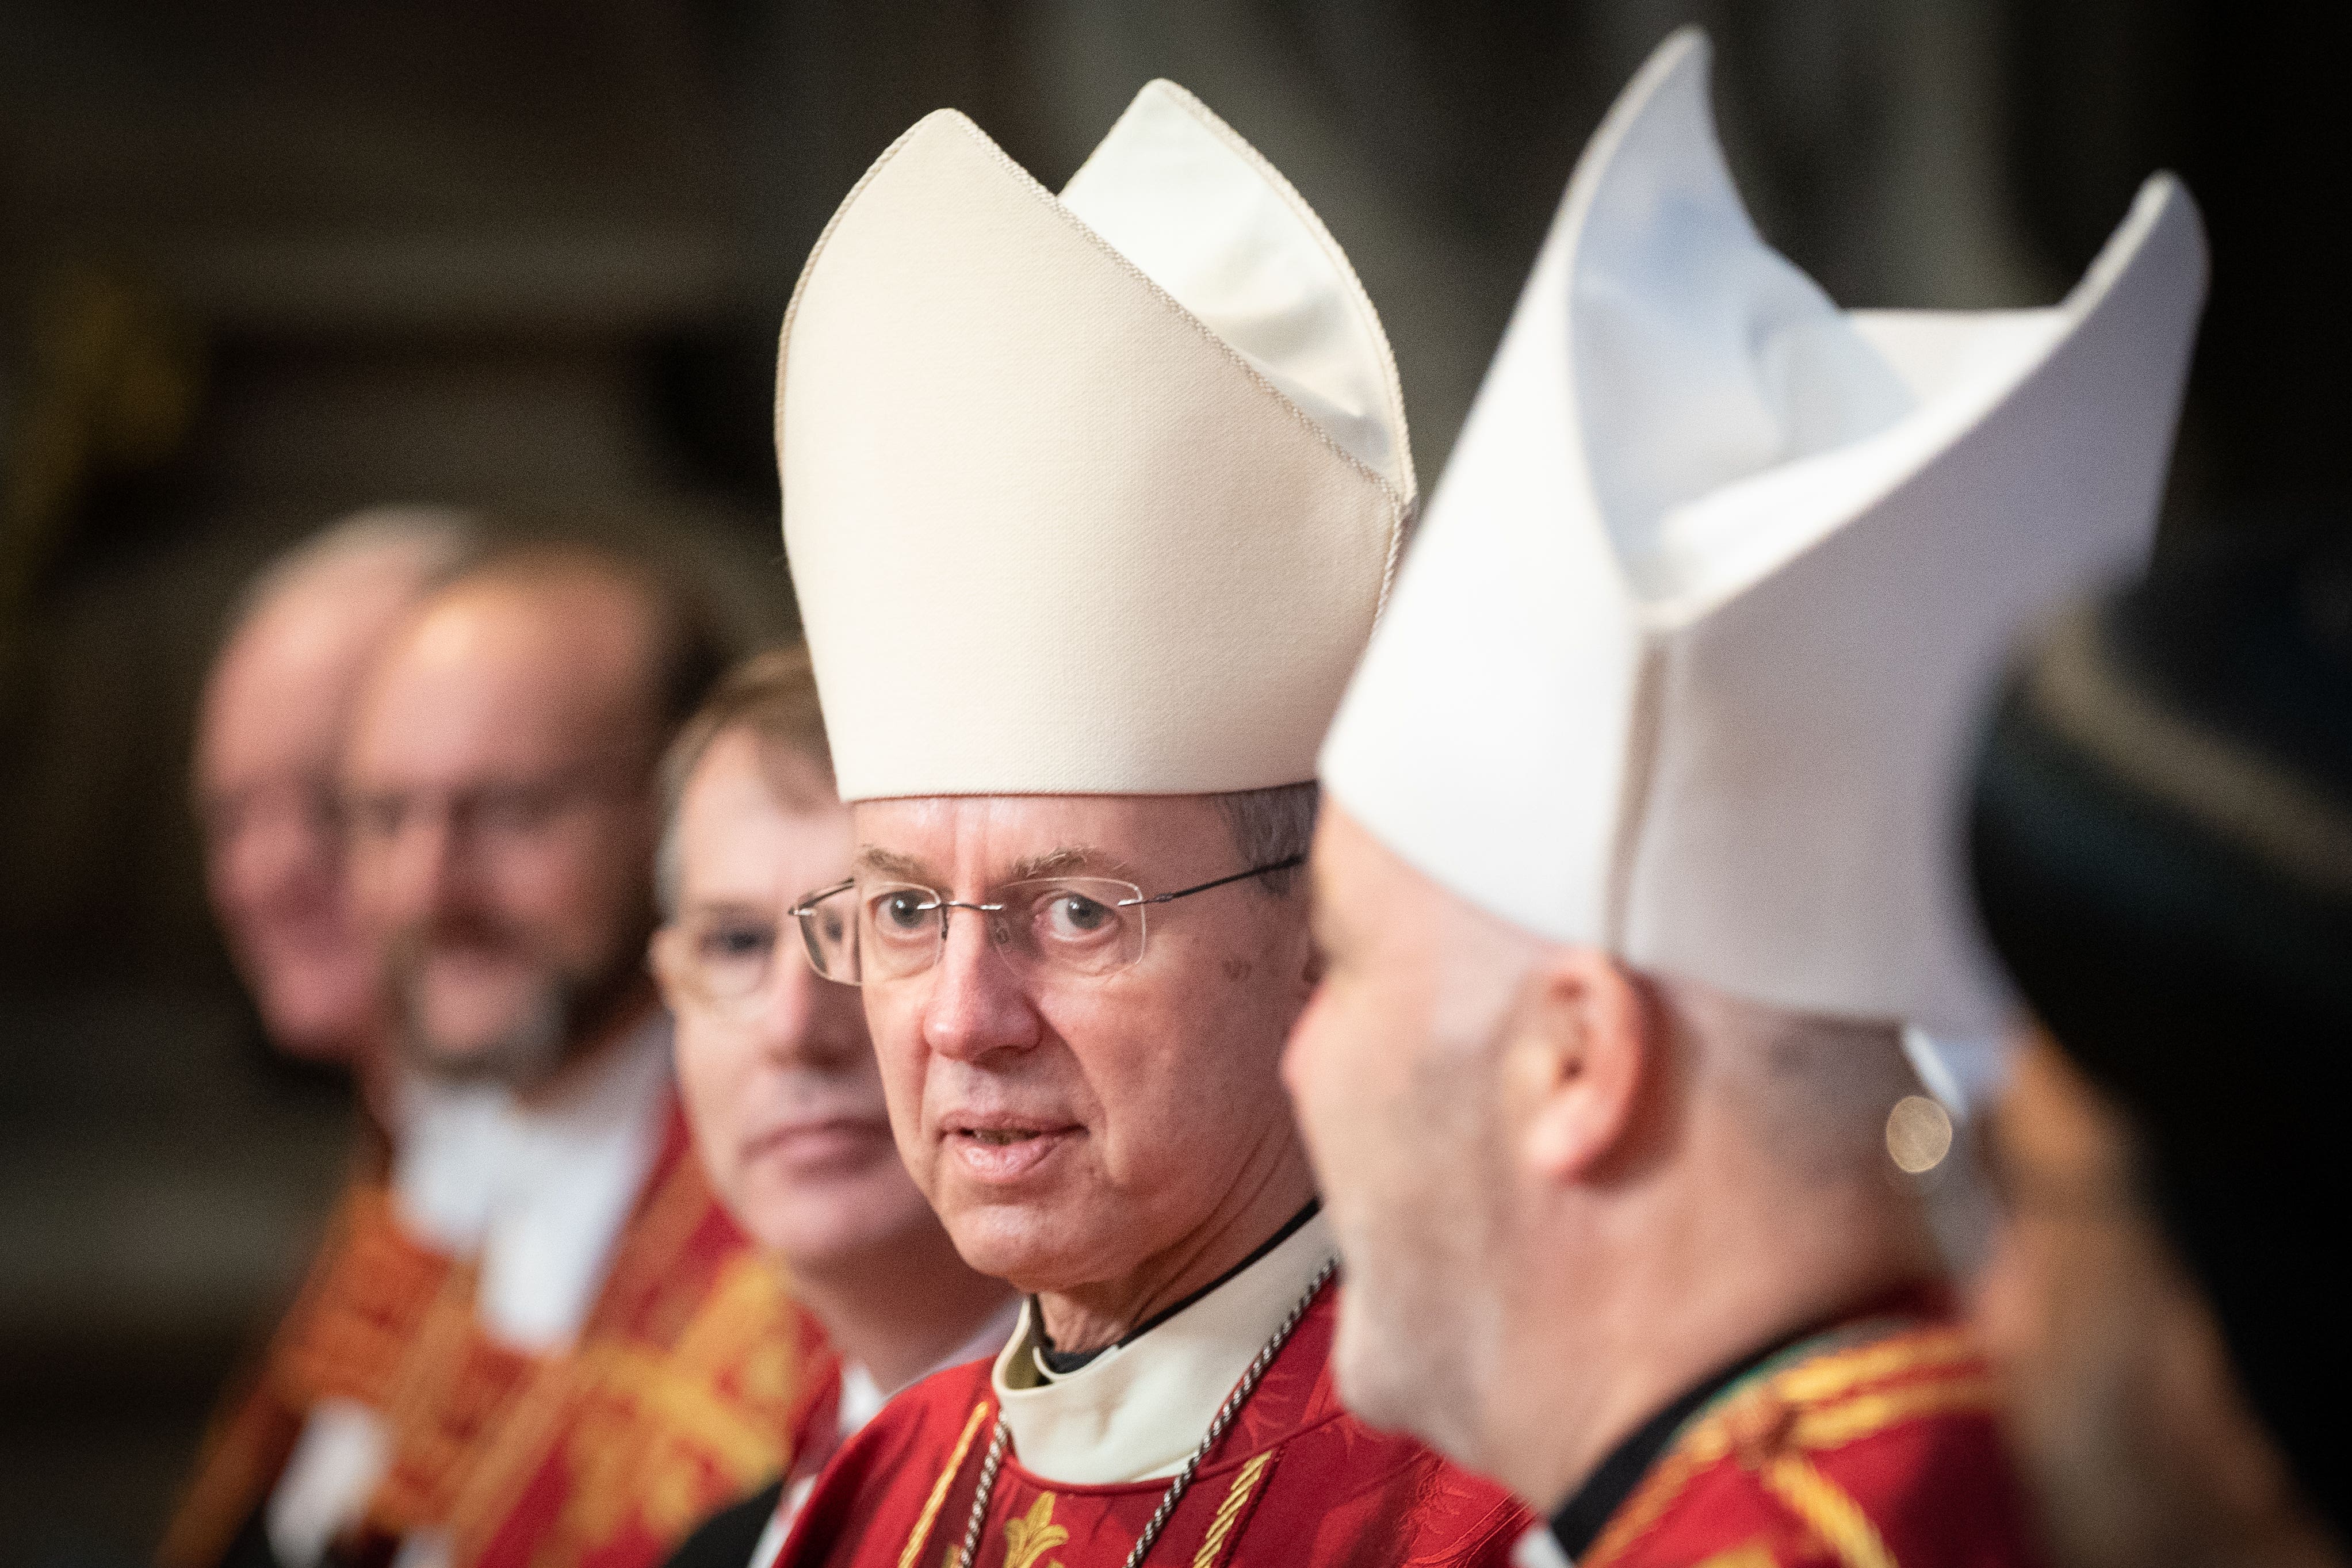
[937,1112,1084,1184]
[745,1115,897,1175]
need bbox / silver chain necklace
[954,1257,1338,1568]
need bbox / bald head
[342,543,726,1086]
[197,508,473,1062]
[1290,800,1940,1502]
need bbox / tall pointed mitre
[1320,29,2207,1037]
[776,81,1414,802]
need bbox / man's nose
[377,809,466,922]
[920,909,1041,1062]
[756,944,851,1064]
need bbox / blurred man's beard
[389,918,652,1090]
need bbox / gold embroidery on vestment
[1690,1543,1778,1568]
[1761,1455,1899,1568]
[1003,1493,1069,1568]
[1580,1324,1985,1568]
[1190,1452,1275,1568]
[899,1401,993,1568]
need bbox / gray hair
[1212,781,1319,897]
[1665,977,1917,1185]
[223,505,479,646]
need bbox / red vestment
[777,1280,1528,1568]
[413,1104,834,1568]
[163,1093,833,1568]
[1577,1311,2040,1568]
[158,1171,454,1568]
[444,1106,837,1568]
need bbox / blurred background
[1,0,2341,1562]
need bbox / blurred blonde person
[163,508,474,1568]
[650,647,1016,1568]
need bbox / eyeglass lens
[660,911,790,1018]
[799,878,1148,984]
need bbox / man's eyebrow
[1011,845,1139,882]
[854,846,932,881]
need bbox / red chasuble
[776,1281,1527,1568]
[1575,1311,2039,1568]
[158,1172,454,1568]
[435,1106,839,1568]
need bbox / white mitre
[776,81,1414,802]
[1320,29,2207,1038]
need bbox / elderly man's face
[197,568,423,1060]
[660,731,930,1269]
[343,577,661,1083]
[850,793,1314,1294]
[1975,1036,2309,1568]
[1283,801,1539,1461]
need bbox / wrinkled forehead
[849,793,1236,890]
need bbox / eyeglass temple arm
[789,879,855,917]
[1122,854,1307,908]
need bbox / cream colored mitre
[776,81,1413,801]
[1320,28,2206,1038]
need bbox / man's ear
[1509,948,1653,1186]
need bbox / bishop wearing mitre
[764,79,1530,1568]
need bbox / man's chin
[1332,1291,1490,1471]
[766,1195,946,1278]
[401,1014,566,1088]
[936,1198,1094,1293]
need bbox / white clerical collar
[989,1208,1337,1484]
[388,1009,675,1353]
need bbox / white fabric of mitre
[777,85,1410,801]
[1319,28,2206,1038]
[989,1210,1338,1484]
[1060,80,1413,499]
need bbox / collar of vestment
[388,1009,676,1352]
[988,1206,1338,1483]
[1545,1284,1946,1559]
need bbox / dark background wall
[2,1,2342,1563]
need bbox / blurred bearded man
[767,80,1527,1568]
[649,647,1018,1568]
[1969,542,2352,1568]
[198,537,797,1568]
[162,508,473,1568]
[1288,31,2206,1568]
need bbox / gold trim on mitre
[777,83,1413,801]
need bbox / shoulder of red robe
[773,1303,1530,1567]
[1584,1318,2039,1568]
[1321,25,2206,1041]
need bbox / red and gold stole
[443,1106,837,1568]
[157,1173,454,1568]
